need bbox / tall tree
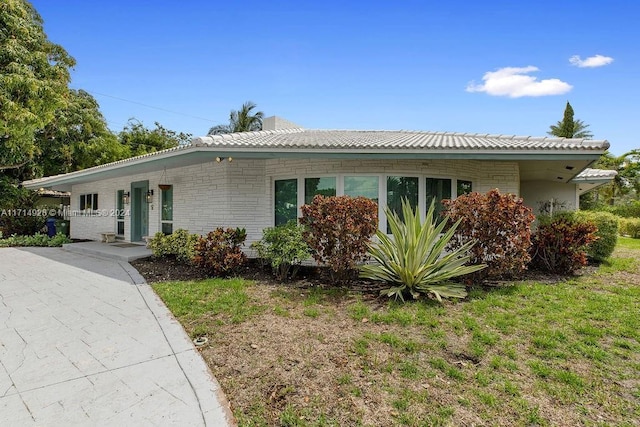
[548,101,593,139]
[208,101,264,135]
[35,90,127,176]
[119,119,191,156]
[0,0,76,172]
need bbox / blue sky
[31,0,639,155]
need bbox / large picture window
[275,179,298,226]
[304,177,336,204]
[344,176,379,202]
[426,178,452,217]
[386,176,418,233]
[457,180,473,196]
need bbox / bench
[99,232,117,243]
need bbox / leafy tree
[0,0,76,171]
[588,149,640,206]
[119,119,191,156]
[35,90,127,176]
[548,101,593,139]
[208,101,264,135]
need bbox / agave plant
[360,199,485,301]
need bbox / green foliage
[194,227,247,276]
[574,211,618,261]
[149,228,198,264]
[35,89,126,176]
[300,195,378,282]
[0,178,49,235]
[251,220,310,281]
[530,213,598,274]
[619,217,640,238]
[119,119,191,156]
[442,189,535,280]
[0,0,76,172]
[590,150,640,206]
[605,200,640,218]
[208,101,264,135]
[0,232,70,247]
[548,101,593,139]
[360,199,484,301]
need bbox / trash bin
[46,218,57,237]
[55,219,69,236]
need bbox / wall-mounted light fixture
[146,189,154,203]
[123,191,130,204]
[215,156,233,163]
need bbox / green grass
[153,240,640,426]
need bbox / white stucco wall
[69,158,521,243]
[520,181,579,216]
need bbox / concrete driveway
[0,247,233,426]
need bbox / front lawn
[152,243,640,426]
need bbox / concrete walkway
[0,247,234,426]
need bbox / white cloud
[466,66,572,98]
[569,54,614,68]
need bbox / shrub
[0,178,50,236]
[360,199,484,301]
[194,227,247,276]
[619,217,640,238]
[574,211,618,261]
[0,232,70,247]
[149,229,199,263]
[530,213,598,274]
[251,220,310,281]
[300,195,378,282]
[442,189,535,281]
[605,201,640,219]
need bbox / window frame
[79,193,98,211]
[160,186,173,235]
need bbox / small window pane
[426,178,451,217]
[275,179,298,226]
[117,221,125,235]
[80,195,86,211]
[386,176,418,233]
[304,177,336,204]
[344,176,379,202]
[457,180,473,196]
[161,222,173,235]
[161,187,173,221]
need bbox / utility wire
[88,90,217,123]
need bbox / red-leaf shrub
[194,227,247,276]
[442,189,535,281]
[530,214,598,274]
[300,195,378,281]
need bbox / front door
[130,180,149,242]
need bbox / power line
[88,90,217,123]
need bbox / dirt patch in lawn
[133,254,640,426]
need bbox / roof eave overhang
[23,145,606,189]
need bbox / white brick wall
[70,158,520,243]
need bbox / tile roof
[573,168,618,180]
[192,128,609,151]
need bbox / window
[457,180,473,196]
[386,176,418,233]
[304,177,336,204]
[275,179,298,226]
[80,193,98,211]
[344,176,379,202]
[116,190,125,235]
[425,178,451,217]
[161,186,173,235]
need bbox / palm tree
[548,101,593,139]
[208,101,264,135]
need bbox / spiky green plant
[360,199,485,301]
